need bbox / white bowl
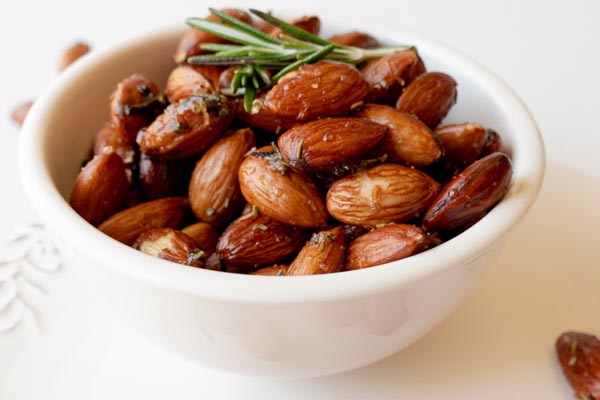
[18,17,544,378]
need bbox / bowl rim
[18,17,545,303]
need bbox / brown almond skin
[189,128,256,227]
[287,226,346,276]
[238,149,329,228]
[235,94,297,134]
[98,197,188,245]
[58,42,90,71]
[70,153,130,227]
[362,49,425,104]
[265,60,369,121]
[345,224,429,270]
[435,122,487,168]
[354,104,442,167]
[396,71,457,128]
[277,117,387,172]
[556,331,600,399]
[328,31,379,48]
[138,154,188,200]
[93,123,136,164]
[482,128,503,156]
[165,65,215,103]
[250,264,289,276]
[11,100,33,126]
[216,212,306,268]
[137,94,234,160]
[423,152,512,232]
[268,15,320,39]
[327,163,441,227]
[181,222,220,256]
[133,228,205,267]
[110,74,163,142]
[174,9,252,64]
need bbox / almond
[165,65,215,103]
[264,60,369,121]
[138,153,189,200]
[482,128,503,156]
[174,9,252,63]
[435,122,487,169]
[181,222,220,256]
[58,42,90,71]
[362,49,425,104]
[354,104,442,167]
[396,71,457,128]
[345,224,429,270]
[328,31,379,49]
[235,94,296,134]
[268,15,320,39]
[556,331,600,399]
[133,228,205,267]
[70,153,130,226]
[189,128,256,226]
[216,210,306,268]
[423,152,512,232]
[277,117,387,172]
[110,74,164,142]
[98,197,188,245]
[93,123,136,164]
[287,226,346,276]
[238,147,328,228]
[137,94,234,159]
[11,100,33,126]
[250,264,289,276]
[326,163,440,227]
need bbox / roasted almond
[362,49,425,104]
[345,224,429,270]
[556,331,600,400]
[250,264,289,276]
[133,228,205,267]
[327,163,441,227]
[482,128,503,156]
[165,65,216,103]
[216,210,305,267]
[277,117,387,172]
[137,94,234,159]
[235,93,296,134]
[435,122,487,169]
[98,197,188,245]
[174,9,253,63]
[138,153,189,200]
[93,123,136,164]
[354,104,442,167]
[70,153,130,227]
[265,60,369,121]
[10,100,33,126]
[238,147,328,228]
[110,74,164,142]
[181,222,220,256]
[189,127,256,226]
[396,71,457,128]
[268,15,321,39]
[58,42,91,71]
[423,152,512,232]
[287,226,346,276]
[328,31,379,48]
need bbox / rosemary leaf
[208,8,283,45]
[186,17,278,48]
[250,9,331,46]
[272,43,335,82]
[244,85,256,111]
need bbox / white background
[1,0,599,399]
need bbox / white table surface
[1,0,599,399]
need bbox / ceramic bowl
[18,17,544,378]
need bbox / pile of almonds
[69,9,512,275]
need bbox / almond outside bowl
[18,16,544,378]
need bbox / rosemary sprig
[186,9,412,111]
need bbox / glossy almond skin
[58,42,90,71]
[345,224,429,270]
[287,226,346,276]
[98,197,188,245]
[238,149,328,228]
[362,49,425,104]
[165,65,215,103]
[216,212,305,268]
[138,154,187,200]
[93,123,136,164]
[11,100,33,126]
[235,94,297,134]
[70,153,130,226]
[396,71,457,128]
[482,128,503,156]
[181,222,220,256]
[268,15,320,39]
[328,31,379,48]
[423,152,512,232]
[265,61,369,121]
[110,74,163,142]
[556,331,600,399]
[436,122,487,168]
[137,94,234,159]
[354,104,442,167]
[174,9,252,63]
[250,264,289,276]
[327,163,441,227]
[189,128,256,226]
[277,117,387,172]
[133,228,204,267]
